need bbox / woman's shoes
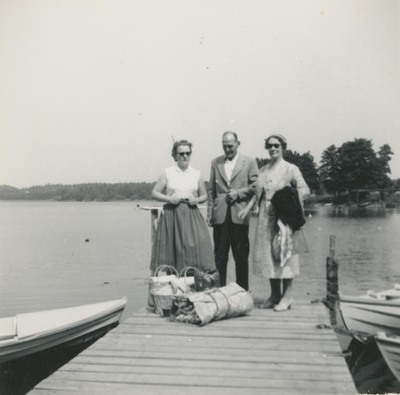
[259,298,280,309]
[273,298,293,312]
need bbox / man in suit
[207,131,258,290]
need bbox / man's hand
[226,189,239,203]
[206,217,213,227]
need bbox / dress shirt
[224,153,238,184]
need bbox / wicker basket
[151,287,175,315]
[148,265,178,307]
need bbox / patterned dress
[252,160,309,279]
[150,166,215,273]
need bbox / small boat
[375,332,400,383]
[339,284,400,343]
[0,298,127,364]
[357,200,374,208]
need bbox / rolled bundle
[171,282,254,326]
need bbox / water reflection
[346,339,400,394]
[326,302,400,394]
[0,341,92,395]
[322,205,391,218]
[0,324,117,395]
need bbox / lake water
[1,201,400,392]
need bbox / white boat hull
[0,298,126,364]
[340,290,400,343]
[375,333,400,382]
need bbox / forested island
[1,138,399,205]
[0,183,155,201]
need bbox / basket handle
[155,265,179,277]
[179,266,197,281]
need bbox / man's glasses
[178,152,191,157]
[266,144,281,149]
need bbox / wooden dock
[31,300,355,394]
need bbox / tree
[319,145,342,196]
[321,138,394,194]
[284,150,320,193]
[255,157,270,169]
[374,144,394,189]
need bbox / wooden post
[138,206,161,277]
[150,209,159,248]
[326,235,338,311]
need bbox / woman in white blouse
[150,140,215,273]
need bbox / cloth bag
[171,282,254,326]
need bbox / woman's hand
[169,195,181,205]
[238,207,250,221]
[252,204,259,216]
[187,196,198,207]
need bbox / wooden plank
[31,301,356,394]
[72,348,345,366]
[28,380,326,395]
[58,361,352,380]
[92,333,340,352]
[32,370,351,391]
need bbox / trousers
[213,206,250,290]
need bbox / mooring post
[138,206,161,277]
[326,235,338,309]
[150,208,159,248]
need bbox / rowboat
[0,298,127,364]
[339,284,400,343]
[375,332,400,383]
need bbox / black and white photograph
[1,1,400,394]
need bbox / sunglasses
[266,143,281,149]
[178,152,191,157]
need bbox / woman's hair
[171,139,192,159]
[265,134,287,151]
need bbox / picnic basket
[151,285,175,316]
[148,265,178,310]
[174,266,196,293]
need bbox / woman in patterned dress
[239,134,309,311]
[150,140,215,273]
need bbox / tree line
[1,138,399,202]
[0,182,155,201]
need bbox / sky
[0,0,399,188]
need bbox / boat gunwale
[0,299,127,364]
[0,298,126,346]
[339,294,400,307]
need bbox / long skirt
[150,203,215,273]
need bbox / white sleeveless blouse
[164,166,200,199]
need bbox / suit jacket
[207,153,258,225]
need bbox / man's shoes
[273,298,293,312]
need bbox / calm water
[1,201,400,392]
